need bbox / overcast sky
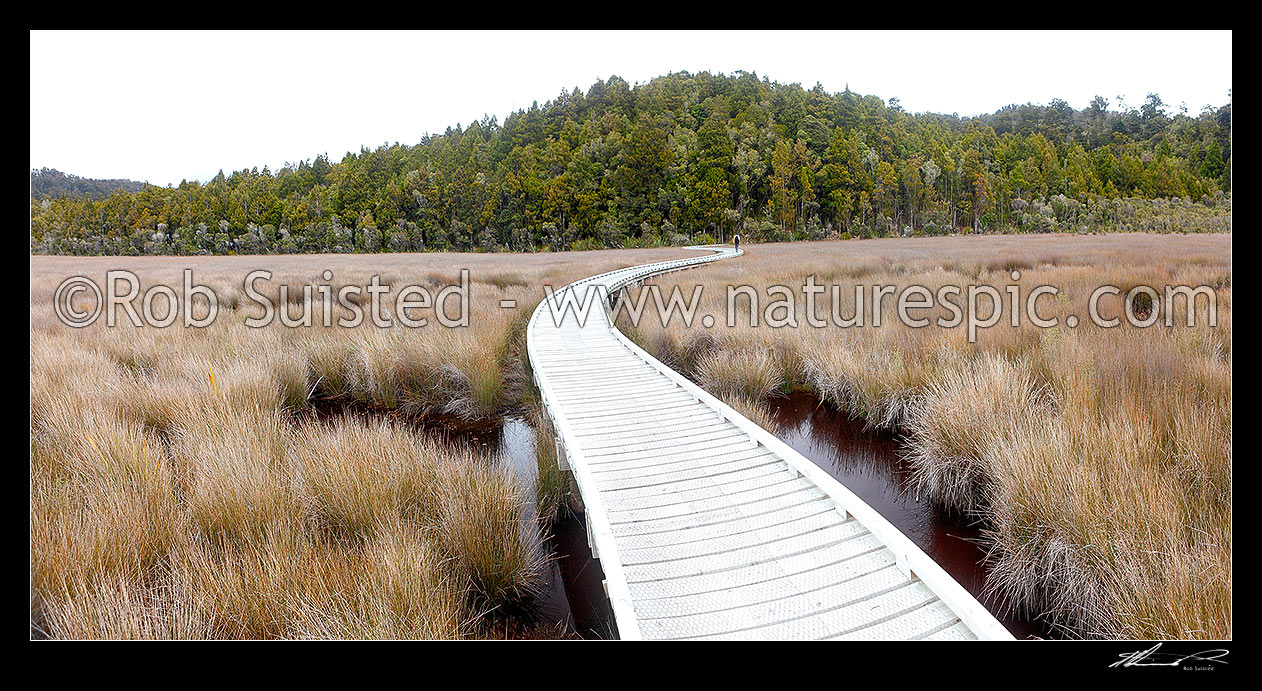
[30,30,1232,187]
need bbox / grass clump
[33,249,703,638]
[624,233,1231,639]
[531,403,570,526]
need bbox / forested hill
[30,168,148,200]
[30,71,1231,256]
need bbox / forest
[30,71,1232,256]
[31,168,146,200]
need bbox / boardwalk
[527,247,1013,641]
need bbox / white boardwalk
[527,247,1013,641]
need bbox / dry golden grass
[30,238,1232,639]
[695,347,785,402]
[530,402,571,525]
[624,233,1231,639]
[30,248,694,639]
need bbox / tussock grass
[290,420,432,541]
[38,573,206,640]
[531,403,570,525]
[719,393,782,434]
[904,354,1049,513]
[624,234,1231,639]
[799,332,939,430]
[31,248,695,638]
[435,456,546,610]
[695,347,784,402]
[31,396,546,637]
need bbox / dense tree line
[30,72,1231,256]
[30,168,148,201]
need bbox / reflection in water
[550,509,616,638]
[767,393,1055,639]
[484,398,1053,639]
[307,408,611,637]
[485,418,615,638]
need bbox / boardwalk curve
[527,246,1014,641]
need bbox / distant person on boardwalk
[733,234,740,254]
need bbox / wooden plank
[525,246,1012,641]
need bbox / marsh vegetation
[620,233,1231,639]
[29,235,1231,640]
[29,248,689,638]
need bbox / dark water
[479,418,615,638]
[311,407,611,638]
[548,508,616,638]
[766,393,1055,639]
[484,398,1054,639]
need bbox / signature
[1110,643,1230,668]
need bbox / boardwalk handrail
[526,248,735,639]
[527,246,1014,640]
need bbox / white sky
[30,30,1232,187]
